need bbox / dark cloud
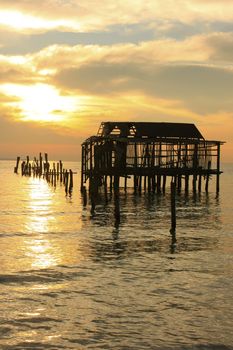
[54,62,233,114]
[0,24,155,55]
[207,33,233,61]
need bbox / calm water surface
[0,160,232,349]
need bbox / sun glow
[0,10,76,31]
[1,83,77,122]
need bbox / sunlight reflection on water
[0,161,233,349]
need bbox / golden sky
[0,0,232,161]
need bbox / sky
[0,0,232,161]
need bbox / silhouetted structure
[81,122,224,194]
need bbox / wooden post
[45,153,48,164]
[138,176,142,193]
[133,142,138,193]
[177,175,182,192]
[152,175,156,193]
[69,169,73,194]
[192,174,197,193]
[28,163,32,177]
[162,175,166,192]
[39,152,43,176]
[104,176,108,201]
[198,174,202,192]
[59,160,63,183]
[62,169,65,185]
[26,156,29,176]
[53,169,56,187]
[205,160,211,193]
[81,145,84,191]
[125,176,128,192]
[143,175,147,192]
[216,143,220,193]
[21,161,25,176]
[185,174,189,193]
[192,144,198,192]
[148,176,151,193]
[14,156,20,173]
[170,181,176,232]
[65,170,69,194]
[57,162,59,179]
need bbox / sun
[1,83,77,123]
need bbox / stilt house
[81,122,224,193]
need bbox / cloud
[53,61,233,114]
[1,31,233,123]
[1,0,233,33]
[206,32,233,61]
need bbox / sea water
[0,160,232,349]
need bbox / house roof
[98,122,204,139]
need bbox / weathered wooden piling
[69,169,73,194]
[216,142,221,193]
[14,156,20,174]
[198,174,202,192]
[14,153,75,195]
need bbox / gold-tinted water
[0,160,233,349]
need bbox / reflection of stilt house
[81,122,224,193]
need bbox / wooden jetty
[81,121,224,195]
[81,121,224,232]
[14,153,74,195]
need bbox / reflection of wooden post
[114,190,120,228]
[216,143,220,193]
[82,186,87,206]
[110,176,113,193]
[157,175,161,193]
[170,181,176,232]
[114,175,119,193]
